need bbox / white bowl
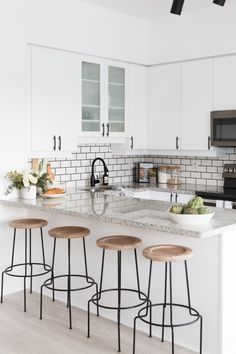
[169,211,214,225]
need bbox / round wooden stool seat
[143,244,193,262]
[96,235,142,251]
[9,218,48,230]
[48,226,90,239]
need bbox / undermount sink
[80,185,119,192]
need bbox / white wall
[148,1,236,64]
[0,0,147,295]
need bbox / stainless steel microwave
[211,110,236,147]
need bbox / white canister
[20,185,37,199]
[158,166,167,184]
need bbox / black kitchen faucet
[90,158,109,187]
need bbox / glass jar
[167,166,181,185]
[158,166,168,184]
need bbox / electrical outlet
[192,160,199,169]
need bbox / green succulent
[183,207,198,215]
[198,207,211,215]
[170,205,183,214]
[187,196,203,210]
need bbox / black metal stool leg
[133,316,138,354]
[169,262,174,354]
[185,260,194,316]
[87,248,105,338]
[40,228,47,271]
[52,238,56,302]
[24,229,28,312]
[148,260,153,338]
[1,228,16,303]
[67,239,72,329]
[161,262,168,342]
[117,250,122,352]
[29,229,33,294]
[83,237,99,316]
[200,315,203,354]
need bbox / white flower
[22,172,37,187]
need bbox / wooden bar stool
[133,244,202,354]
[1,218,51,312]
[40,226,98,330]
[88,235,148,352]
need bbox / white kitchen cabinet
[176,193,194,204]
[80,59,128,140]
[31,46,80,154]
[148,64,181,150]
[127,64,148,150]
[213,55,236,110]
[181,59,213,151]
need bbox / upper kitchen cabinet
[31,46,80,154]
[81,60,103,135]
[148,64,181,150]
[127,64,148,150]
[213,55,236,110]
[80,59,128,140]
[181,59,213,150]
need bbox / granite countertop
[1,186,236,239]
[124,182,223,195]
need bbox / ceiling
[80,0,230,19]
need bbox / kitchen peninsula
[1,189,236,354]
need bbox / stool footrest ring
[90,288,148,311]
[3,263,52,278]
[43,274,96,292]
[137,303,201,328]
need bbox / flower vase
[20,185,37,200]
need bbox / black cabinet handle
[130,136,134,149]
[176,136,179,150]
[101,123,105,137]
[170,193,173,202]
[106,123,110,137]
[53,135,56,151]
[175,194,178,203]
[58,136,62,151]
[208,136,211,150]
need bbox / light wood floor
[0,291,196,354]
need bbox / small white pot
[20,185,37,200]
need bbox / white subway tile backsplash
[46,144,236,190]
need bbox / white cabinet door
[176,193,194,204]
[214,55,236,110]
[148,64,181,150]
[181,59,213,150]
[106,63,128,138]
[128,64,148,150]
[31,46,80,153]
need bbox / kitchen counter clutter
[1,187,236,238]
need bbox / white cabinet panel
[31,46,80,153]
[176,193,194,204]
[214,55,236,110]
[148,64,181,150]
[128,65,147,149]
[181,59,213,150]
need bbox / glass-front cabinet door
[108,66,126,135]
[82,61,101,134]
